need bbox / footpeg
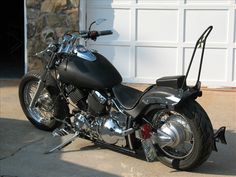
[213,126,227,151]
[52,127,73,137]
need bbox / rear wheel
[150,100,214,170]
[19,71,69,131]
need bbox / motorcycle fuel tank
[57,52,122,89]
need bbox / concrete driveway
[0,80,235,177]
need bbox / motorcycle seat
[112,84,143,110]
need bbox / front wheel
[150,100,214,170]
[19,71,69,131]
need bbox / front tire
[19,71,69,131]
[151,100,214,170]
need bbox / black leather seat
[156,75,186,89]
[112,84,143,110]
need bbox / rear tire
[19,71,69,131]
[153,100,214,170]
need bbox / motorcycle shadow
[60,139,147,162]
[0,117,121,177]
[1,117,235,176]
[60,130,236,176]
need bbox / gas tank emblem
[73,45,96,61]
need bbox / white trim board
[24,0,28,74]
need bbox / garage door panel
[185,10,229,43]
[112,0,132,4]
[186,0,231,4]
[234,49,236,82]
[87,0,131,7]
[87,0,112,6]
[137,10,178,42]
[184,48,227,82]
[137,0,178,4]
[235,10,236,43]
[87,9,130,42]
[136,47,177,78]
[89,45,131,78]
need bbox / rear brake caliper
[136,124,158,162]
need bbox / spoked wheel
[19,71,69,131]
[150,100,214,170]
[154,111,194,159]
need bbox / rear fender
[126,85,201,118]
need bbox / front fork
[29,69,48,108]
[30,52,57,109]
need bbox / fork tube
[29,71,47,108]
[29,53,56,108]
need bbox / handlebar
[88,30,113,40]
[57,30,113,54]
[97,30,113,36]
[62,30,113,42]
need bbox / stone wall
[26,0,80,71]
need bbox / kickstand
[44,132,79,154]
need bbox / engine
[66,85,108,116]
[66,88,133,145]
[74,111,130,145]
[65,84,88,110]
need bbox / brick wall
[26,0,80,70]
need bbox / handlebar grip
[98,30,113,36]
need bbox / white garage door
[81,0,236,88]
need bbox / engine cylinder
[87,91,107,116]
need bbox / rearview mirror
[89,18,107,31]
[95,18,107,25]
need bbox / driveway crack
[0,137,45,161]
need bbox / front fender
[126,85,201,118]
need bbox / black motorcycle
[19,19,227,170]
